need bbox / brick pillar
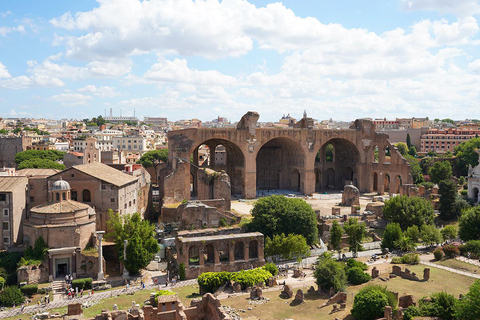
[199,246,204,266]
[229,244,235,263]
[244,152,256,199]
[214,245,220,264]
[258,238,264,260]
[304,152,316,195]
[244,242,250,261]
[378,172,385,194]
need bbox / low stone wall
[17,262,49,284]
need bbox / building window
[3,237,9,244]
[129,201,132,207]
[82,189,91,202]
[30,196,34,202]
[101,184,107,190]
[124,203,127,209]
[111,198,115,203]
[0,194,6,201]
[2,222,9,231]
[3,209,8,217]
[71,190,77,201]
[71,173,75,178]
[133,199,136,204]
[29,185,34,190]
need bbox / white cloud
[144,58,237,86]
[468,59,480,73]
[400,0,480,17]
[78,85,120,97]
[0,62,11,78]
[0,25,25,37]
[50,92,93,106]
[0,11,13,18]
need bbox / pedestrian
[21,304,24,312]
[140,280,143,288]
[69,274,73,284]
[65,274,68,284]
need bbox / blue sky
[1,0,480,122]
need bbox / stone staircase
[51,280,65,301]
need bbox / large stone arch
[190,138,246,197]
[256,137,306,193]
[315,138,360,190]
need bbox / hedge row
[197,267,273,293]
[20,284,38,296]
[72,278,92,290]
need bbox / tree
[455,279,480,320]
[15,150,65,164]
[441,225,458,242]
[17,158,65,170]
[107,211,159,275]
[406,133,412,149]
[408,145,417,157]
[351,287,389,320]
[383,195,434,230]
[96,115,106,126]
[264,233,310,261]
[438,180,458,220]
[0,129,8,135]
[329,220,343,251]
[382,223,403,250]
[250,195,318,245]
[405,155,424,184]
[347,267,371,285]
[325,144,334,162]
[137,149,168,184]
[420,292,457,320]
[395,142,408,156]
[429,161,453,184]
[314,253,347,292]
[344,218,365,257]
[454,137,480,176]
[394,236,416,252]
[405,225,420,242]
[0,286,24,307]
[459,207,480,241]
[421,224,442,246]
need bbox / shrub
[442,244,460,258]
[0,286,24,307]
[153,290,175,306]
[391,257,402,264]
[71,277,92,290]
[84,278,92,289]
[20,284,38,296]
[434,248,444,261]
[346,258,368,271]
[464,240,480,258]
[381,223,403,250]
[351,287,389,320]
[263,262,279,276]
[314,254,347,292]
[401,253,420,265]
[197,268,273,293]
[179,263,186,281]
[405,225,420,242]
[403,306,422,320]
[347,267,371,285]
[420,292,457,320]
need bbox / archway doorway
[373,173,378,192]
[256,137,305,192]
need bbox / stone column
[214,246,220,265]
[97,231,105,280]
[244,242,250,261]
[229,243,235,263]
[244,152,257,199]
[48,253,53,282]
[199,246,205,266]
[258,239,265,260]
[304,151,316,195]
[378,172,385,195]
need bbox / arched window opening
[373,146,379,163]
[82,189,91,202]
[234,241,244,261]
[249,240,259,259]
[188,246,199,266]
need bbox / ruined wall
[17,263,49,284]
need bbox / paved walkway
[419,254,480,279]
[0,278,197,319]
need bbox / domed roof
[51,179,70,191]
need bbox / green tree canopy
[395,142,408,156]
[441,225,458,242]
[107,211,159,275]
[329,220,343,251]
[406,133,412,148]
[250,195,318,245]
[429,161,453,184]
[15,149,65,164]
[438,180,458,220]
[408,145,418,157]
[351,286,390,320]
[405,155,424,184]
[264,233,310,261]
[455,279,480,320]
[17,158,65,170]
[421,224,442,246]
[381,223,403,250]
[459,206,480,241]
[454,137,480,176]
[383,195,434,230]
[137,149,169,182]
[314,253,347,292]
[344,218,365,256]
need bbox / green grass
[435,258,480,274]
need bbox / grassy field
[3,263,476,320]
[221,264,476,320]
[435,258,480,274]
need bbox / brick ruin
[163,111,413,202]
[171,228,265,279]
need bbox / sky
[1,0,480,122]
